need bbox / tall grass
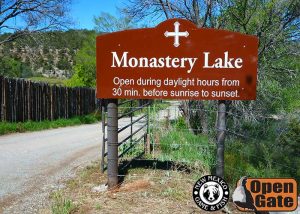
[51,191,77,214]
[154,115,300,188]
[157,118,216,171]
[225,116,300,186]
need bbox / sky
[70,0,123,30]
[0,0,122,33]
[0,0,157,34]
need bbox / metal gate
[100,99,152,173]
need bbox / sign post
[96,18,258,186]
[107,99,118,188]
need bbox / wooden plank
[0,76,3,121]
[0,77,96,122]
[4,78,8,121]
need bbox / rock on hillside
[0,30,96,78]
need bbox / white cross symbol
[164,21,189,47]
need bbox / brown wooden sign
[96,19,258,100]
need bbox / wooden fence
[0,76,96,122]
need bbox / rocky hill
[0,30,96,79]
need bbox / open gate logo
[193,175,229,211]
[233,177,298,212]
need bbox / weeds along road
[0,101,180,214]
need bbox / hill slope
[0,30,96,79]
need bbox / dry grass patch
[48,161,240,214]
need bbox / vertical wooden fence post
[107,99,118,188]
[146,104,151,154]
[0,76,97,122]
[101,105,106,173]
[130,100,133,144]
[216,100,226,178]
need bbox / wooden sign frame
[96,19,258,100]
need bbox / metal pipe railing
[118,114,147,134]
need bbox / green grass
[158,127,215,170]
[119,100,170,116]
[154,116,292,187]
[149,101,171,114]
[155,123,282,189]
[51,191,77,214]
[225,139,282,185]
[95,203,102,210]
[0,113,101,135]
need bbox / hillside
[0,30,96,79]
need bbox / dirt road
[0,118,147,213]
[0,101,180,213]
[0,124,103,213]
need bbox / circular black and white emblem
[193,175,229,211]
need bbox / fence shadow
[118,156,192,183]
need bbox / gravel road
[0,101,180,214]
[0,124,103,213]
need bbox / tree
[123,0,224,134]
[123,0,300,179]
[122,0,221,28]
[123,0,300,131]
[0,55,32,77]
[94,12,134,33]
[66,32,96,87]
[68,13,136,87]
[217,0,300,124]
[0,0,72,44]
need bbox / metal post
[216,100,226,178]
[107,99,118,188]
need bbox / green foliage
[0,113,101,135]
[157,113,299,186]
[67,13,137,87]
[78,113,101,124]
[94,12,134,33]
[0,30,96,51]
[51,191,77,214]
[173,116,188,130]
[276,117,300,181]
[159,129,215,170]
[281,77,300,112]
[225,140,282,185]
[152,101,171,112]
[0,56,33,78]
[215,0,300,127]
[95,203,102,210]
[225,116,300,185]
[118,138,144,158]
[118,100,170,116]
[0,30,96,78]
[118,100,139,116]
[29,77,67,85]
[66,32,97,87]
[57,56,72,70]
[206,0,300,184]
